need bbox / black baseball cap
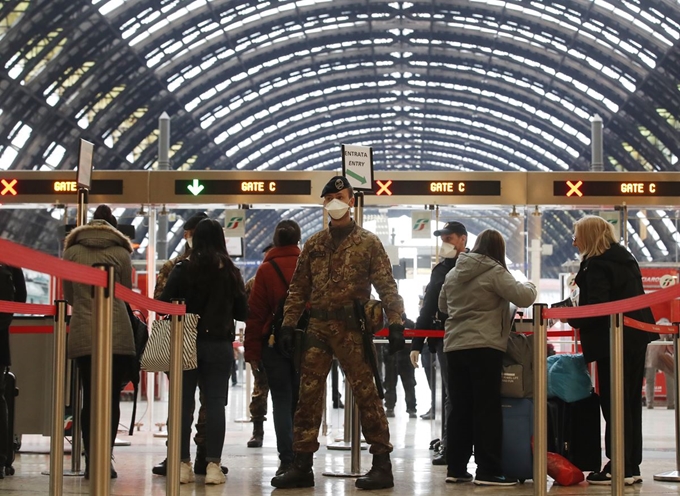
[321,175,351,197]
[433,221,467,237]
[184,212,208,231]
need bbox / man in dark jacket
[0,265,26,477]
[409,221,467,465]
[568,215,657,485]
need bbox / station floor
[1,367,680,495]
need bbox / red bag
[547,452,585,486]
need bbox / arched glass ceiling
[2,0,680,271]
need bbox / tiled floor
[2,368,680,495]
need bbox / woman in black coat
[568,215,657,486]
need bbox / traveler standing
[63,205,135,478]
[271,176,405,490]
[245,221,302,476]
[568,215,657,485]
[439,229,536,486]
[158,219,248,485]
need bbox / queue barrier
[0,237,186,496]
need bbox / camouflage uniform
[244,276,269,421]
[282,221,403,454]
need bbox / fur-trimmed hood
[64,219,133,253]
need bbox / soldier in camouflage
[152,212,227,477]
[271,176,405,490]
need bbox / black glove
[388,323,405,355]
[278,326,295,358]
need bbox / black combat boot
[247,420,264,448]
[270,452,314,488]
[355,453,394,489]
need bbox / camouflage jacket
[153,252,188,299]
[282,221,403,327]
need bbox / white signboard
[341,144,373,191]
[411,210,431,239]
[76,139,94,189]
[224,209,246,238]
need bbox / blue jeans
[262,345,299,463]
[181,340,233,462]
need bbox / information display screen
[554,180,680,197]
[0,179,122,196]
[175,179,311,196]
[372,180,501,196]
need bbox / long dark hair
[273,220,301,247]
[93,204,117,228]
[471,229,507,270]
[186,219,239,285]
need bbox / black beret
[433,221,467,237]
[184,212,208,231]
[321,175,351,197]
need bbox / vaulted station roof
[1,0,680,277]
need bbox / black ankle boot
[271,452,314,488]
[247,420,264,448]
[355,453,394,489]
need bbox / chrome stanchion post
[350,399,361,474]
[654,321,680,482]
[610,313,625,495]
[533,303,548,496]
[166,300,184,496]
[90,265,114,496]
[329,381,353,447]
[49,300,68,496]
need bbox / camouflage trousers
[293,318,392,455]
[249,363,269,421]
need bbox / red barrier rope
[543,283,680,320]
[115,284,185,315]
[0,300,56,316]
[0,238,106,287]
[623,316,678,335]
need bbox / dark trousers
[181,340,233,462]
[262,346,299,463]
[0,368,7,466]
[446,348,504,477]
[76,355,128,458]
[382,346,416,411]
[596,343,647,475]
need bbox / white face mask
[325,198,350,220]
[439,241,457,259]
[186,237,193,248]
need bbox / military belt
[309,307,356,321]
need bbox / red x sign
[566,180,583,197]
[376,180,393,196]
[1,179,17,196]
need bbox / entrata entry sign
[555,180,680,197]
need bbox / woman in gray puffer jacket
[438,229,536,487]
[63,205,135,478]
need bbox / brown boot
[355,453,394,489]
[247,420,264,448]
[271,452,314,488]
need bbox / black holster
[354,299,384,400]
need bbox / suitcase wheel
[5,466,15,476]
[519,479,526,484]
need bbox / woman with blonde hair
[439,229,536,486]
[569,215,657,485]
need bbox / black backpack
[0,265,16,328]
[267,260,309,351]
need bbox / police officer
[409,221,468,465]
[271,176,405,490]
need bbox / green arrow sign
[187,179,205,196]
[346,169,367,185]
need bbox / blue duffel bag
[547,354,592,403]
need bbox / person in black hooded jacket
[568,215,657,486]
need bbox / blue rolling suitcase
[501,397,533,482]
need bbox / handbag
[141,313,199,372]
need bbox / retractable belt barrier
[0,237,186,496]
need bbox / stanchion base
[152,432,168,438]
[322,471,362,478]
[114,440,131,447]
[235,418,252,423]
[60,470,86,477]
[326,442,368,451]
[654,471,680,482]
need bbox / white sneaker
[205,462,226,485]
[180,462,195,484]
